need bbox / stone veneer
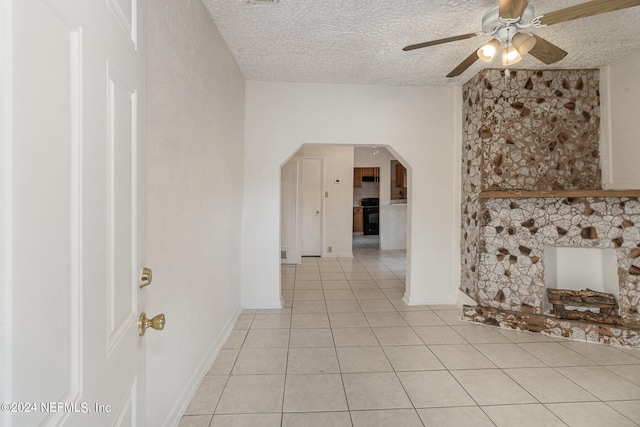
[460,68,640,347]
[461,68,602,297]
[479,196,640,326]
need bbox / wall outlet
[280,250,286,259]
[328,246,332,253]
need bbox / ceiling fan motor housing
[482,3,535,33]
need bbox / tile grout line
[182,238,640,426]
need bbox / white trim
[242,299,285,309]
[0,1,14,423]
[456,290,478,309]
[451,85,463,297]
[69,19,83,408]
[402,292,457,306]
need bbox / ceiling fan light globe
[512,33,537,54]
[477,39,500,62]
[502,45,522,66]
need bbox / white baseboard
[241,299,285,309]
[162,306,241,427]
[322,252,353,258]
[456,290,478,309]
[402,293,457,306]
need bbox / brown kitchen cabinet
[361,167,374,177]
[396,163,407,187]
[353,167,380,188]
[353,207,363,232]
[353,168,363,188]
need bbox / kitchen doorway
[352,147,407,253]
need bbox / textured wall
[480,69,601,191]
[460,72,484,297]
[460,68,640,346]
[146,0,245,425]
[460,68,602,299]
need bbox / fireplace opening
[543,246,619,315]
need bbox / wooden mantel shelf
[481,189,640,199]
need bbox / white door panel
[2,0,146,425]
[9,1,83,424]
[301,158,323,256]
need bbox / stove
[360,197,379,207]
[360,198,379,235]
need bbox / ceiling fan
[403,0,640,78]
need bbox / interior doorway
[280,144,410,305]
[301,158,323,256]
[280,145,409,258]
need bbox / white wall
[243,82,461,308]
[601,51,640,188]
[380,204,408,251]
[146,1,245,425]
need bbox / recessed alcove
[543,245,619,314]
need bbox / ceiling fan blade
[446,50,480,78]
[528,35,568,64]
[499,0,528,19]
[539,0,640,26]
[403,33,477,51]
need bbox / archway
[279,143,412,308]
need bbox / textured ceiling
[202,0,640,86]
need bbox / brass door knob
[138,312,165,336]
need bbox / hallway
[179,245,640,426]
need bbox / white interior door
[2,0,146,425]
[301,158,323,256]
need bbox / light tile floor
[180,236,640,427]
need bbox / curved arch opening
[279,143,413,309]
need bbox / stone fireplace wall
[479,196,640,326]
[461,69,602,299]
[460,68,640,346]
